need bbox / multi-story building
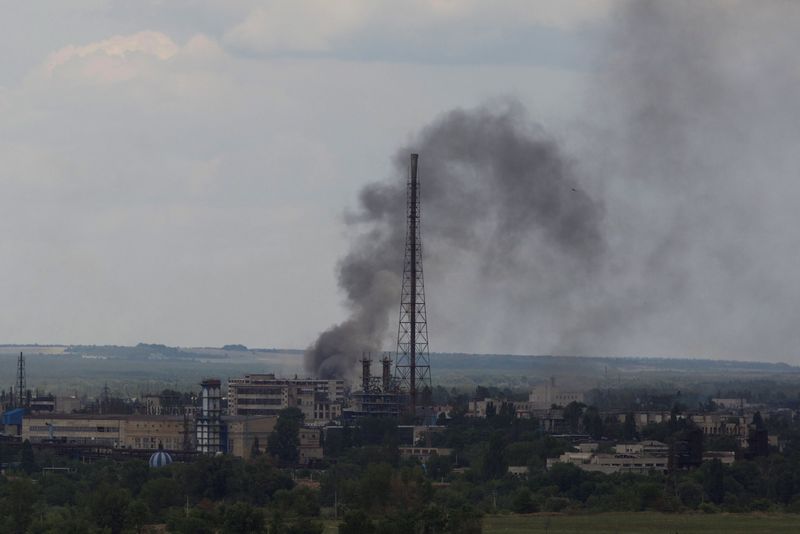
[227,374,344,423]
[55,395,84,414]
[614,440,669,456]
[711,398,750,411]
[548,450,669,474]
[123,415,194,450]
[549,441,670,474]
[22,412,280,460]
[399,446,453,461]
[30,394,56,413]
[690,413,753,447]
[614,411,676,431]
[298,426,323,465]
[528,378,584,409]
[22,414,194,450]
[24,414,124,447]
[225,415,277,460]
[466,399,566,431]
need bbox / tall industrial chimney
[381,354,392,392]
[361,353,372,392]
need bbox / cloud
[26,31,228,98]
[0,6,591,350]
[45,31,178,81]
[224,1,368,54]
[222,0,614,62]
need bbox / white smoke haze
[306,0,800,378]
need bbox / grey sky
[0,1,603,349]
[5,1,800,366]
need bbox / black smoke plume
[309,0,800,375]
[305,102,604,379]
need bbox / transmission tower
[395,153,431,415]
[15,351,26,408]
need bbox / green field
[319,513,800,533]
[483,513,800,533]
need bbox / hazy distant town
[4,344,800,532]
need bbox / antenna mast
[395,153,431,415]
[16,352,26,408]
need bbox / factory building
[124,416,193,450]
[343,355,406,419]
[227,373,344,423]
[21,411,277,460]
[22,414,192,450]
[528,378,584,409]
[224,415,277,460]
[689,413,754,447]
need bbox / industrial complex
[0,153,440,465]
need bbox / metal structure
[15,352,26,409]
[394,153,431,414]
[344,352,405,420]
[381,355,392,393]
[196,379,222,453]
[361,353,372,393]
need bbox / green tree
[167,511,215,534]
[481,432,507,480]
[88,484,131,534]
[222,502,264,534]
[511,487,537,513]
[125,499,150,534]
[447,505,483,534]
[582,407,604,440]
[268,407,304,465]
[121,459,150,495]
[251,436,262,457]
[359,462,393,510]
[623,413,638,440]
[678,481,703,510]
[1,478,37,533]
[775,470,795,505]
[703,459,725,505]
[426,453,453,480]
[563,402,586,430]
[286,517,325,534]
[41,474,77,506]
[339,510,375,534]
[139,477,182,518]
[20,439,35,474]
[26,508,96,534]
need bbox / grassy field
[319,513,800,533]
[483,512,800,533]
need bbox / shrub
[698,502,718,514]
[543,497,570,513]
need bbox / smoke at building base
[304,102,604,379]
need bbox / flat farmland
[483,513,800,533]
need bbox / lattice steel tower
[15,351,26,408]
[395,153,431,414]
